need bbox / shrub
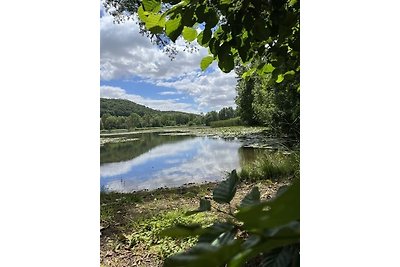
[210,117,242,128]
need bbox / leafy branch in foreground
[107,0,300,83]
[160,170,300,267]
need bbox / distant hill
[100,98,200,118]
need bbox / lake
[100,132,265,193]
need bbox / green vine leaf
[186,198,211,215]
[182,26,198,42]
[218,44,234,73]
[137,6,149,23]
[164,240,242,267]
[142,0,161,12]
[145,13,165,34]
[197,28,212,46]
[240,186,261,208]
[200,56,214,71]
[165,15,183,42]
[213,170,239,204]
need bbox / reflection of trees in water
[100,133,193,164]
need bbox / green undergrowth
[239,151,299,182]
[210,117,242,128]
[100,183,216,224]
[125,209,218,258]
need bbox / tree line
[100,98,238,130]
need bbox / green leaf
[164,240,242,267]
[228,224,299,267]
[288,0,298,7]
[137,6,149,23]
[182,26,198,42]
[198,223,235,243]
[195,5,207,22]
[181,6,196,27]
[218,43,234,73]
[240,186,260,208]
[199,198,211,211]
[186,198,211,215]
[142,0,161,12]
[276,74,284,83]
[211,230,236,246]
[260,246,294,267]
[284,70,296,77]
[200,56,214,71]
[260,245,297,267]
[145,13,165,34]
[209,38,220,55]
[165,16,183,42]
[238,45,249,62]
[205,9,219,29]
[197,28,212,46]
[261,63,275,74]
[213,170,239,203]
[242,67,257,79]
[236,180,300,230]
[275,70,295,83]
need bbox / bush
[210,117,242,128]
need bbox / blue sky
[100,1,237,114]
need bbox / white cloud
[100,85,198,113]
[158,91,182,96]
[155,66,238,111]
[100,9,239,112]
[100,14,208,81]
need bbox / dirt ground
[100,179,290,267]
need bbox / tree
[204,111,218,126]
[218,107,235,120]
[235,62,300,137]
[103,115,119,129]
[126,112,142,129]
[141,113,152,127]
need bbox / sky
[100,2,238,114]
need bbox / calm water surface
[100,132,264,192]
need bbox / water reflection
[100,133,263,192]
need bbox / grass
[239,151,299,182]
[210,117,242,128]
[124,210,217,258]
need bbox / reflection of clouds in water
[141,140,241,189]
[164,159,183,164]
[105,179,131,193]
[100,138,197,177]
[104,138,243,192]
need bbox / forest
[100,98,239,129]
